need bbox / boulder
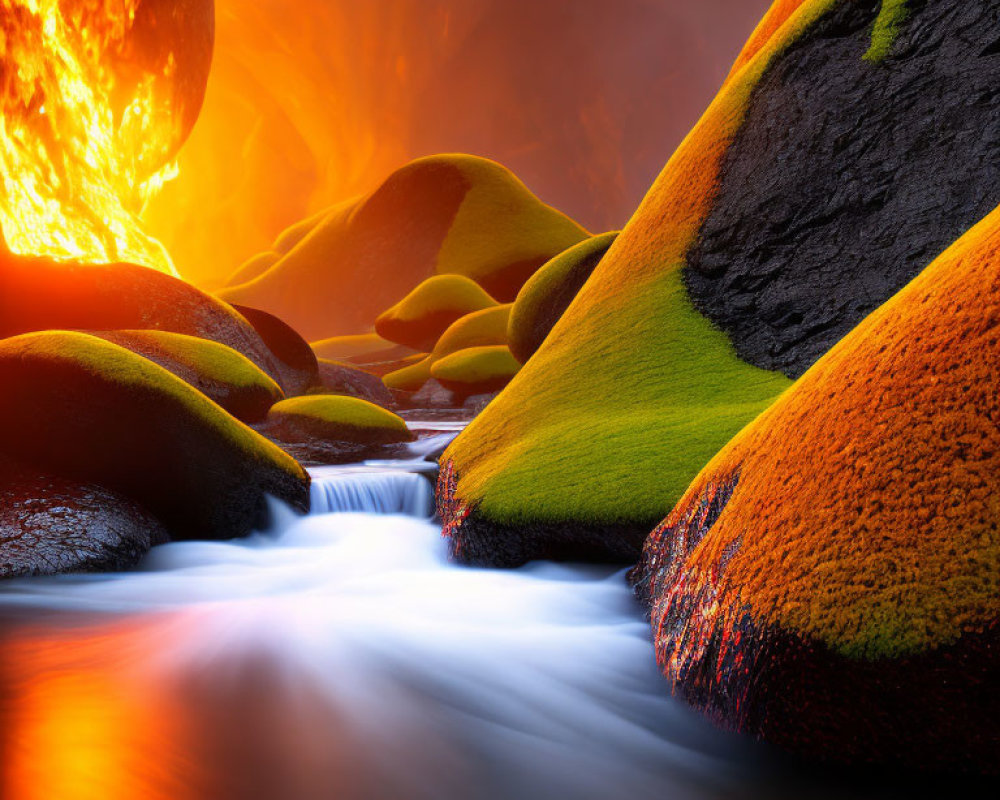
[231,303,319,396]
[438,0,1000,567]
[0,332,309,541]
[310,333,413,364]
[0,251,290,388]
[383,356,433,393]
[0,460,168,579]
[263,395,414,465]
[430,346,521,399]
[376,275,498,352]
[219,154,588,341]
[508,232,616,364]
[91,330,283,423]
[630,201,1000,772]
[433,304,512,362]
[315,359,395,408]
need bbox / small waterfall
[310,468,434,517]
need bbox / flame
[0,0,182,274]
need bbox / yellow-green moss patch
[382,356,433,392]
[268,395,413,444]
[376,275,498,351]
[431,345,521,396]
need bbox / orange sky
[143,0,772,289]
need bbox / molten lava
[0,0,214,275]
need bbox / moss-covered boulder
[430,346,521,399]
[376,275,498,352]
[219,155,588,341]
[315,359,395,408]
[508,233,616,364]
[264,395,414,465]
[231,304,319,396]
[438,0,1000,567]
[0,332,309,541]
[0,459,169,579]
[310,333,411,364]
[91,331,283,423]
[433,304,512,361]
[0,251,289,388]
[382,356,432,392]
[630,203,1000,772]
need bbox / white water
[0,452,838,800]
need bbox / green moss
[382,356,432,391]
[0,331,303,473]
[864,0,908,63]
[447,270,792,524]
[431,345,521,386]
[269,395,409,435]
[375,274,498,350]
[104,331,282,392]
[508,232,617,363]
[432,305,512,361]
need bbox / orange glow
[0,0,194,274]
[0,617,191,800]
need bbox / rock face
[91,330,283,423]
[686,0,1000,377]
[0,460,169,579]
[219,155,588,341]
[631,203,1000,772]
[508,232,616,364]
[437,0,1000,567]
[0,251,289,387]
[231,303,319,396]
[0,332,309,541]
[375,275,499,352]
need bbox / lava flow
[0,0,214,274]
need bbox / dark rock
[231,303,319,396]
[0,332,309,542]
[314,359,395,408]
[686,0,1000,378]
[407,378,458,409]
[0,460,168,579]
[0,251,291,388]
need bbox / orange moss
[310,333,404,363]
[724,0,813,83]
[654,203,1000,660]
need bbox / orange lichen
[648,202,1000,661]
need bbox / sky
[143,0,773,287]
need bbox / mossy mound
[92,330,283,423]
[264,396,414,465]
[630,204,1000,771]
[0,332,309,541]
[310,333,406,363]
[382,356,433,393]
[508,233,617,364]
[0,459,169,579]
[433,305,512,362]
[0,251,288,387]
[315,359,395,408]
[430,346,521,399]
[219,154,588,341]
[438,0,1000,567]
[226,251,281,288]
[376,275,498,352]
[231,304,319,396]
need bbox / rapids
[0,428,925,799]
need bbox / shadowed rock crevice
[686,0,1000,377]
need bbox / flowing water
[0,427,934,799]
